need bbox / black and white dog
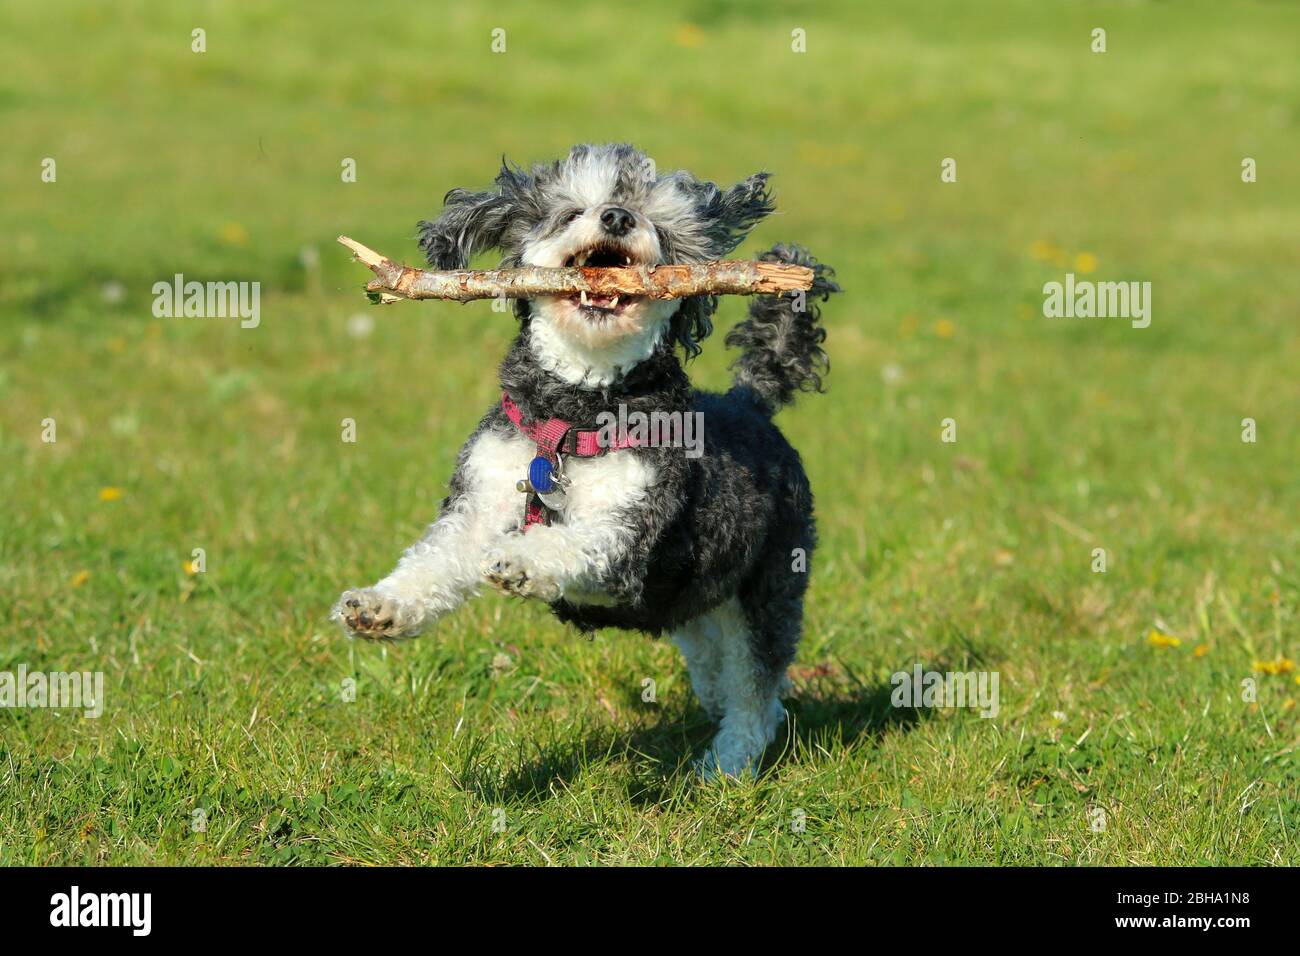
[334,144,838,777]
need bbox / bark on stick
[337,235,813,303]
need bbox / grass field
[2,0,1298,865]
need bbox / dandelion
[1193,644,1211,658]
[798,142,861,168]
[219,222,250,247]
[98,487,123,502]
[934,319,956,339]
[1074,252,1099,274]
[183,560,199,576]
[1147,629,1181,648]
[1027,239,1060,262]
[70,570,91,587]
[1252,657,1295,675]
[674,24,704,48]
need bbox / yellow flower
[1027,239,1060,262]
[98,486,123,502]
[934,319,956,339]
[1283,699,1296,712]
[219,222,250,247]
[1074,252,1099,274]
[1193,643,1210,658]
[183,560,199,576]
[1147,629,1181,648]
[674,24,704,48]
[797,142,863,169]
[70,570,91,587]
[1252,657,1295,676]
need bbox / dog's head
[418,144,774,379]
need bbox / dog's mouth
[562,242,645,316]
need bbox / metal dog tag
[537,452,571,511]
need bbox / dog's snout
[600,206,635,237]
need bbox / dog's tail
[725,244,839,415]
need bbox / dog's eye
[565,210,584,223]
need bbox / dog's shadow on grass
[462,668,932,807]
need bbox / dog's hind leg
[691,467,815,776]
[672,613,726,722]
[695,598,791,779]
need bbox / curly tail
[725,244,839,415]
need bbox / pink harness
[501,391,643,528]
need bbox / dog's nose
[600,206,635,237]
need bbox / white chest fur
[465,428,658,532]
[461,427,657,607]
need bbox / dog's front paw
[481,549,561,603]
[332,588,425,640]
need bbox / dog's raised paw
[332,588,422,639]
[481,551,561,602]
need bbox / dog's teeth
[609,296,619,309]
[580,290,589,306]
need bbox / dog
[333,143,838,777]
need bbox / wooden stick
[337,235,813,303]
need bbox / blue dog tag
[529,456,555,493]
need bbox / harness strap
[501,392,645,457]
[501,391,644,531]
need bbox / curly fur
[726,244,838,413]
[335,144,840,778]
[415,144,777,358]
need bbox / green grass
[1,0,1298,865]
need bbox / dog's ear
[417,187,516,270]
[669,294,718,360]
[702,172,775,257]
